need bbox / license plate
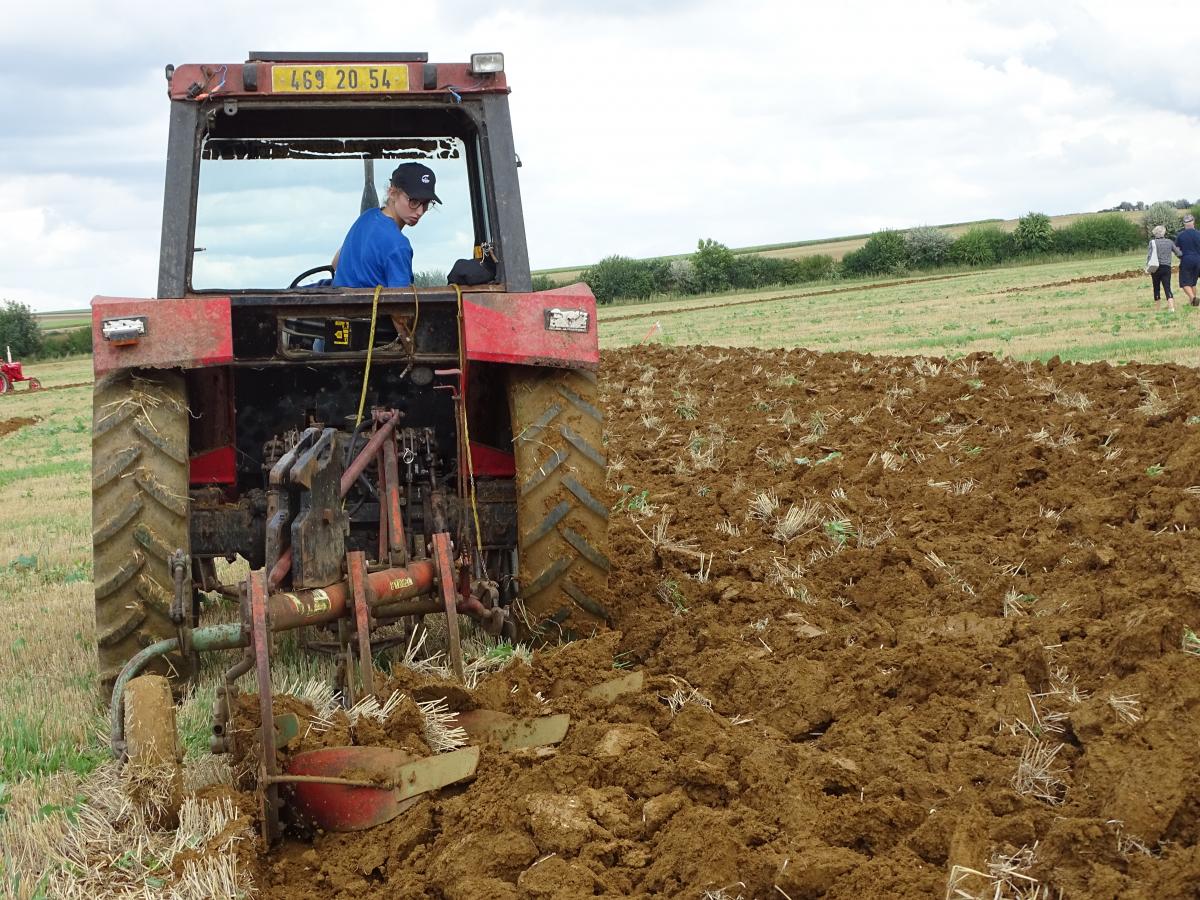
[272,65,410,93]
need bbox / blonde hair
[1152,225,1167,238]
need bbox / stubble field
[599,255,1200,365]
[2,257,1200,898]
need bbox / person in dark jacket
[1147,224,1182,312]
[1176,213,1200,307]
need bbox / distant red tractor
[0,348,42,394]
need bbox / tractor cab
[164,51,528,298]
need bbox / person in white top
[1147,224,1182,313]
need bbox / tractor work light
[102,316,147,345]
[470,53,504,75]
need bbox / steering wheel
[289,265,335,289]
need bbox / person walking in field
[1147,224,1182,312]
[1175,213,1200,306]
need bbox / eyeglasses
[399,192,433,212]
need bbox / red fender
[460,283,599,370]
[92,296,233,377]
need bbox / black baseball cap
[391,162,441,203]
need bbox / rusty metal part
[211,646,254,754]
[341,409,402,496]
[267,560,436,631]
[265,435,305,579]
[432,532,464,681]
[250,569,281,845]
[336,619,355,707]
[298,634,410,656]
[347,551,376,698]
[191,489,268,569]
[268,409,402,589]
[168,549,189,626]
[279,745,479,832]
[289,427,346,588]
[193,556,219,593]
[380,425,407,565]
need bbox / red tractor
[94,51,613,838]
[0,348,42,393]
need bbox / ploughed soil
[0,415,40,437]
[250,345,1200,898]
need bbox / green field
[0,251,1196,895]
[34,310,90,333]
[599,252,1199,366]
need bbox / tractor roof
[167,52,508,102]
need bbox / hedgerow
[572,209,1163,303]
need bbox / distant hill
[35,310,90,332]
[532,210,1145,282]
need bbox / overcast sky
[0,0,1193,311]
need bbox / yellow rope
[453,284,485,564]
[354,284,383,431]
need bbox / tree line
[0,301,91,360]
[552,203,1200,304]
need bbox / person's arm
[331,246,341,270]
[1174,241,1184,258]
[382,244,415,287]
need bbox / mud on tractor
[93,51,612,840]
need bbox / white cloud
[0,0,1194,309]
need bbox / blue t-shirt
[332,208,414,287]
[1176,228,1200,259]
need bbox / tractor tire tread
[93,496,144,547]
[508,367,611,640]
[97,601,147,648]
[93,370,191,700]
[92,446,141,492]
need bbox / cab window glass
[192,139,471,289]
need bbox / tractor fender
[461,283,598,370]
[92,296,233,376]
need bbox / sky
[0,0,1195,311]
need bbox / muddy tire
[93,370,191,699]
[123,674,182,827]
[508,366,612,640]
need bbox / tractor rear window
[192,137,474,290]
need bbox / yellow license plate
[272,64,409,93]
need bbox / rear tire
[93,370,191,699]
[508,366,612,641]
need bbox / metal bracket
[431,532,464,682]
[250,568,281,845]
[289,428,347,589]
[346,550,376,699]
